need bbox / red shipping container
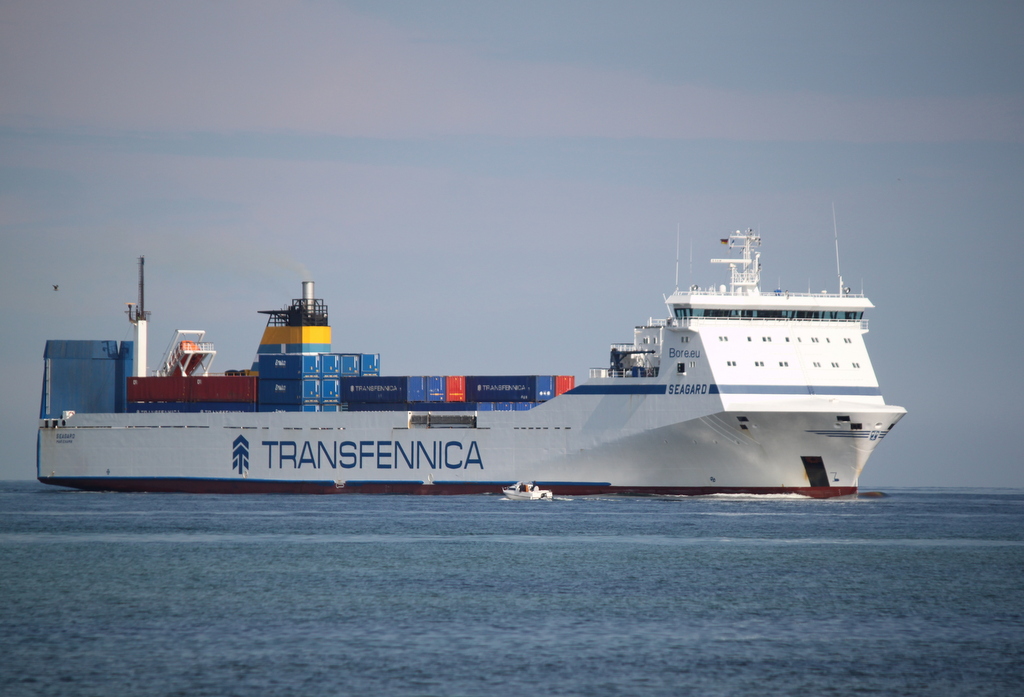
[555,375,575,396]
[127,376,188,402]
[446,375,466,402]
[189,376,257,403]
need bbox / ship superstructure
[37,230,905,497]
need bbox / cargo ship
[37,231,906,497]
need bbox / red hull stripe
[39,477,857,499]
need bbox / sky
[1,0,1022,486]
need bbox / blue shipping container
[302,378,320,401]
[321,403,341,412]
[258,404,302,412]
[321,378,340,401]
[426,376,446,402]
[302,354,320,376]
[466,376,539,402]
[476,402,494,411]
[258,379,304,404]
[343,402,408,412]
[340,376,408,403]
[301,404,320,412]
[514,402,538,411]
[258,354,320,379]
[407,376,426,402]
[536,376,555,401]
[339,354,360,376]
[320,354,340,376]
[360,354,380,376]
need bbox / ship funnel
[302,281,314,303]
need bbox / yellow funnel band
[260,326,332,347]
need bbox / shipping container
[258,379,304,404]
[476,402,494,411]
[536,376,555,401]
[360,354,380,376]
[555,375,575,396]
[342,402,408,412]
[495,402,514,411]
[466,375,540,402]
[514,402,538,411]
[321,378,340,401]
[301,403,320,412]
[128,376,257,403]
[446,375,466,402]
[302,354,320,376]
[258,403,302,412]
[257,354,319,380]
[407,376,426,402]
[320,353,340,376]
[321,403,341,412]
[127,376,189,403]
[426,376,446,402]
[301,378,320,401]
[190,376,257,403]
[339,354,361,376]
[340,376,409,403]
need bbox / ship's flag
[720,238,728,244]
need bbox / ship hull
[37,391,903,499]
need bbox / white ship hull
[38,388,904,498]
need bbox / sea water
[1,483,1022,696]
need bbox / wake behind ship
[37,231,906,497]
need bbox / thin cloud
[0,0,1019,143]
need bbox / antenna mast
[674,224,680,291]
[127,256,151,377]
[833,203,844,295]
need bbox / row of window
[676,308,864,320]
[718,336,855,344]
[725,361,861,368]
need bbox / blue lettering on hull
[259,440,484,470]
[667,383,709,395]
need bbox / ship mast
[126,256,150,377]
[710,229,761,294]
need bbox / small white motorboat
[503,481,553,500]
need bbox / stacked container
[258,354,321,411]
[127,375,258,413]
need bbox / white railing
[670,288,866,299]
[666,317,868,331]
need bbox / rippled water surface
[1,483,1022,696]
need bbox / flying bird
[53,285,59,291]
